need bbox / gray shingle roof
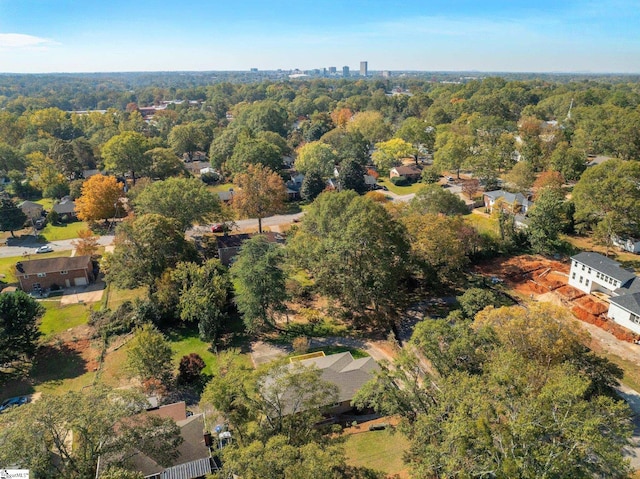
[53,200,76,215]
[296,352,380,404]
[609,292,640,316]
[616,277,640,295]
[484,189,530,208]
[571,252,636,284]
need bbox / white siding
[568,259,618,295]
[608,302,640,335]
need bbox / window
[631,314,640,325]
[588,268,591,274]
[37,272,46,278]
[574,261,578,267]
[60,270,68,275]
[579,276,583,283]
[585,279,590,286]
[572,272,576,279]
[582,265,585,271]
[596,272,600,279]
[23,275,28,279]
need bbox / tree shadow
[31,343,88,384]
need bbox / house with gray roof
[285,352,380,415]
[569,251,640,335]
[568,252,636,296]
[483,190,532,215]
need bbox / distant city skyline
[0,0,639,73]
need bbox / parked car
[0,396,29,413]
[36,245,53,253]
[211,223,224,233]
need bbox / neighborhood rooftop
[571,252,636,284]
[609,292,640,316]
[295,351,380,404]
[15,255,92,275]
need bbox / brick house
[389,165,422,181]
[16,255,94,292]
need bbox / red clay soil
[574,296,609,315]
[571,305,637,342]
[555,285,585,301]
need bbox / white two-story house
[569,252,640,334]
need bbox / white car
[36,245,53,254]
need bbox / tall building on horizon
[342,66,350,77]
[360,61,368,77]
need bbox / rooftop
[16,255,92,275]
[609,292,640,316]
[571,252,637,284]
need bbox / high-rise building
[342,66,350,77]
[328,66,337,74]
[360,61,368,77]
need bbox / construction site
[475,255,639,343]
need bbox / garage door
[74,277,88,286]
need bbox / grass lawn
[0,250,71,285]
[562,234,640,272]
[378,177,426,195]
[465,210,500,238]
[105,285,146,310]
[207,182,237,193]
[40,221,89,242]
[166,326,221,376]
[39,301,91,339]
[35,198,55,210]
[344,427,410,477]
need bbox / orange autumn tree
[71,229,100,256]
[232,164,286,234]
[76,174,124,223]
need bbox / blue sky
[0,0,639,73]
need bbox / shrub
[421,167,440,184]
[177,353,206,385]
[390,175,409,186]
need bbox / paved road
[0,235,114,258]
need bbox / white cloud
[0,33,56,49]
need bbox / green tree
[49,139,82,179]
[300,170,326,201]
[433,129,473,179]
[133,177,221,231]
[339,158,367,194]
[0,195,27,237]
[371,138,415,171]
[295,141,338,177]
[346,111,391,147]
[409,184,468,216]
[172,259,231,341]
[234,100,288,136]
[168,123,207,161]
[0,386,181,479]
[319,128,369,165]
[395,117,435,164]
[232,164,286,234]
[0,290,44,384]
[102,131,150,185]
[504,160,535,194]
[126,323,174,386]
[231,235,287,331]
[104,214,197,292]
[572,159,640,240]
[527,187,568,254]
[227,135,283,175]
[289,191,410,328]
[549,141,587,181]
[144,147,187,180]
[457,287,499,319]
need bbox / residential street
[0,234,115,258]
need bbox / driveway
[59,281,106,305]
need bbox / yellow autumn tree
[76,174,124,222]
